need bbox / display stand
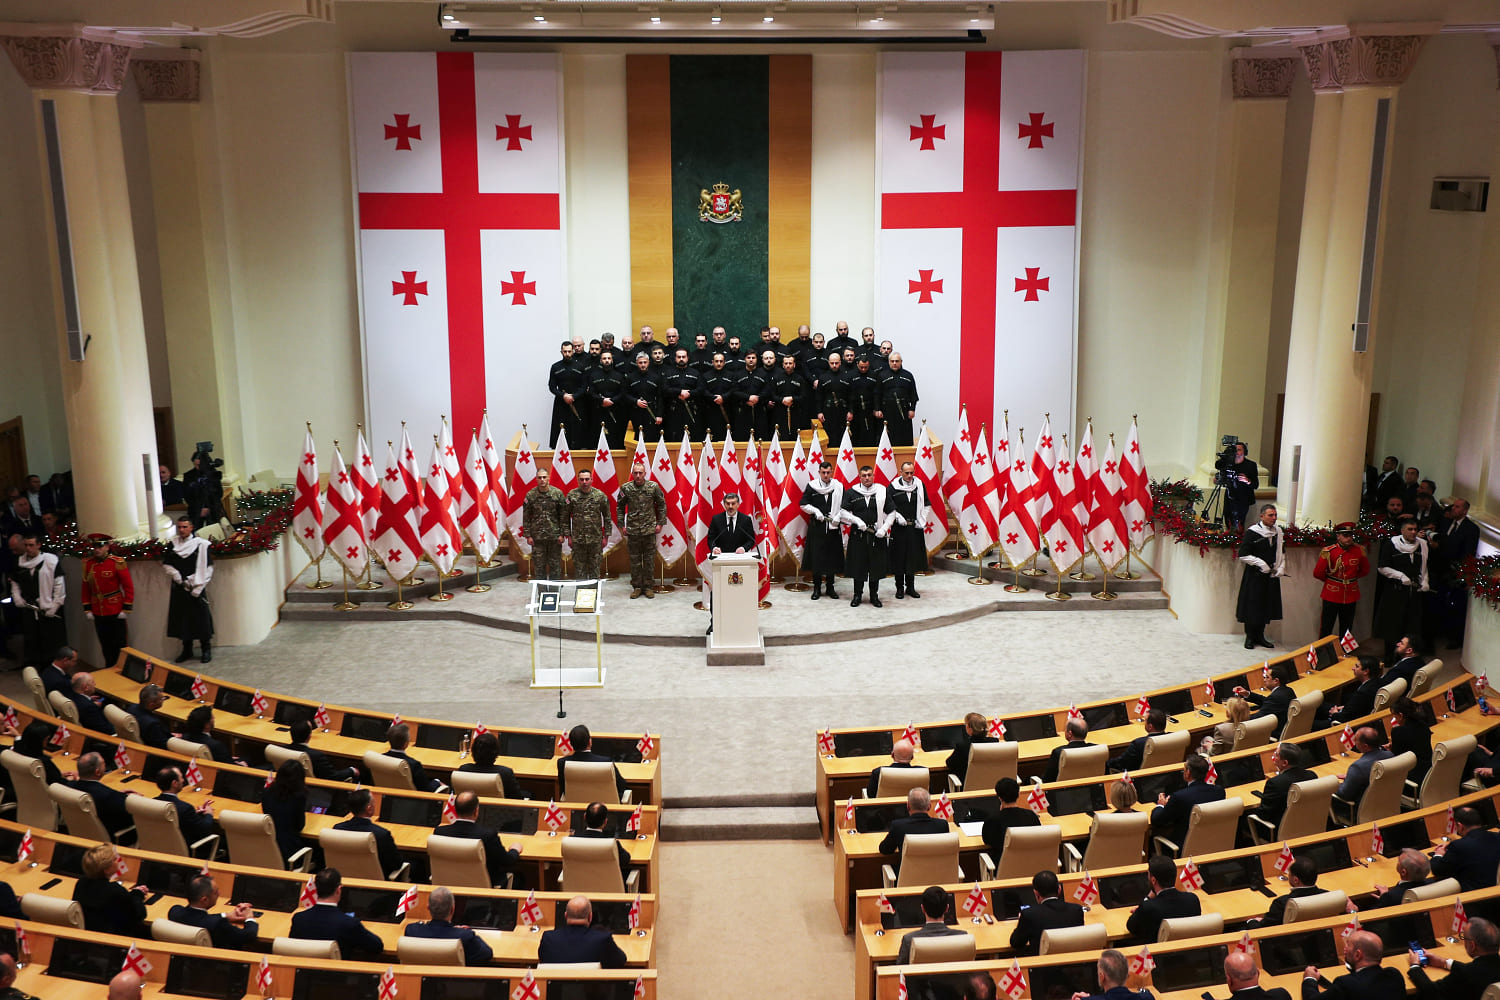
[707,553,765,665]
[528,579,605,690]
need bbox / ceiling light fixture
[533,14,546,21]
[763,15,774,22]
[650,14,660,21]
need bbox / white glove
[815,511,826,523]
[165,567,183,584]
[1396,572,1411,586]
[85,612,94,620]
[1261,565,1272,575]
[850,516,868,532]
[191,585,204,597]
[894,513,908,527]
[876,525,889,539]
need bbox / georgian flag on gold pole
[716,433,741,513]
[549,427,578,558]
[593,430,624,556]
[504,428,537,556]
[438,418,463,509]
[832,426,859,490]
[1030,414,1060,536]
[1121,416,1154,549]
[479,412,507,548]
[354,428,381,546]
[653,434,688,565]
[461,428,499,562]
[1047,434,1086,574]
[323,443,367,577]
[373,440,423,581]
[913,423,947,555]
[420,436,462,575]
[694,437,719,591]
[942,408,973,521]
[292,425,324,560]
[1086,434,1128,571]
[778,433,811,560]
[873,424,899,487]
[762,429,790,558]
[959,424,1000,558]
[997,419,1040,569]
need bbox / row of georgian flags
[938,410,1154,574]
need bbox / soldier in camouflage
[614,460,667,599]
[523,468,567,580]
[566,469,611,581]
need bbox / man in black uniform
[701,353,737,443]
[586,351,629,449]
[827,321,858,357]
[886,461,928,598]
[709,326,728,355]
[662,349,702,442]
[648,343,669,374]
[817,353,851,435]
[788,325,817,366]
[162,516,215,663]
[663,327,682,359]
[843,466,888,607]
[768,355,810,438]
[1223,441,1258,529]
[723,353,757,444]
[848,357,884,448]
[877,340,895,369]
[548,341,587,447]
[7,532,65,669]
[1236,504,1283,650]
[634,325,662,359]
[689,332,713,371]
[726,335,745,362]
[1374,516,1430,649]
[798,461,844,599]
[757,326,785,364]
[804,335,830,390]
[880,353,920,447]
[855,327,881,367]
[625,352,664,443]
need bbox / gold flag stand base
[386,571,414,611]
[1114,551,1141,580]
[1044,567,1071,602]
[693,601,708,611]
[467,558,492,593]
[1069,569,1097,581]
[332,569,358,611]
[1020,553,1047,578]
[354,562,380,591]
[1004,566,1028,594]
[758,600,773,609]
[783,561,811,592]
[306,553,333,589]
[429,567,454,602]
[653,556,675,594]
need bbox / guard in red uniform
[1312,521,1369,639]
[81,534,133,668]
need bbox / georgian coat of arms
[698,182,743,224]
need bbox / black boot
[826,582,839,599]
[176,642,194,663]
[200,641,212,664]
[810,577,821,600]
[850,593,861,607]
[870,586,883,609]
[895,582,905,599]
[906,577,921,599]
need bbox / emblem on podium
[698,182,743,223]
[727,571,744,586]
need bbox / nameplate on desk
[957,821,984,837]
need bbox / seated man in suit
[1009,870,1085,956]
[128,683,172,750]
[74,752,136,842]
[1327,656,1384,728]
[433,791,522,888]
[574,801,631,877]
[1430,807,1500,891]
[866,739,919,798]
[1407,915,1500,1000]
[1108,708,1166,774]
[167,874,260,950]
[1149,753,1225,849]
[1383,636,1427,690]
[1249,856,1327,927]
[287,718,358,783]
[1241,661,1298,734]
[457,731,524,799]
[1224,951,1292,1000]
[1301,929,1405,1000]
[1042,718,1090,784]
[1250,743,1317,832]
[67,672,114,734]
[979,777,1040,859]
[1336,727,1393,801]
[1367,849,1432,910]
[288,868,383,959]
[180,705,236,765]
[154,766,216,846]
[896,885,970,964]
[1125,854,1203,944]
[385,722,441,792]
[333,788,403,880]
[557,724,627,799]
[39,646,76,698]
[1077,949,1152,1000]
[404,886,492,966]
[537,896,627,969]
[944,713,995,789]
[877,787,950,869]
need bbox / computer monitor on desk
[1097,871,1151,909]
[381,796,444,828]
[1150,689,1196,717]
[419,978,512,1000]
[451,895,518,931]
[998,714,1056,744]
[122,654,153,683]
[274,701,316,728]
[416,725,468,753]
[546,981,637,1000]
[45,939,129,985]
[501,731,557,759]
[161,670,196,701]
[589,736,645,765]
[291,970,380,1000]
[166,956,251,1000]
[1261,930,1340,975]
[214,687,254,717]
[232,874,302,912]
[1046,785,1107,817]
[833,730,894,759]
[1028,960,1102,1000]
[880,890,957,930]
[341,713,395,743]
[852,804,900,835]
[1150,944,1230,993]
[918,724,967,752]
[213,768,267,805]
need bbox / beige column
[1275,25,1435,526]
[1,26,161,538]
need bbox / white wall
[810,53,877,337]
[563,54,633,341]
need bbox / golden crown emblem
[711,182,731,195]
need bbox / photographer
[182,449,224,529]
[1219,439,1258,529]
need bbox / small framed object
[526,579,605,688]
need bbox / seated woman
[261,759,309,863]
[457,732,524,799]
[13,721,66,785]
[179,705,237,764]
[1207,697,1250,756]
[1388,697,1433,784]
[1106,779,1139,813]
[73,843,148,935]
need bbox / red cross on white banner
[299,877,318,908]
[556,730,574,756]
[1273,843,1294,874]
[379,968,398,1000]
[442,795,458,825]
[543,799,566,831]
[1340,631,1358,653]
[987,717,1007,739]
[628,892,641,929]
[13,924,27,962]
[1339,726,1356,752]
[900,722,920,747]
[473,721,488,739]
[818,729,836,756]
[633,977,645,1000]
[1067,704,1083,724]
[1235,931,1256,956]
[1261,663,1273,687]
[844,796,856,826]
[190,675,208,700]
[1205,759,1218,785]
[1179,858,1203,891]
[1203,678,1215,705]
[17,829,33,864]
[637,732,656,758]
[1454,897,1470,936]
[50,722,70,747]
[396,884,418,917]
[314,704,331,729]
[251,690,269,716]
[1129,945,1155,976]
[626,805,642,833]
[1026,784,1048,814]
[1134,694,1150,719]
[0,706,16,732]
[114,743,132,771]
[519,890,543,926]
[1073,871,1099,905]
[123,942,153,976]
[1370,823,1384,856]
[933,792,955,822]
[999,959,1027,1000]
[962,882,988,916]
[185,759,204,789]
[511,970,540,1000]
[257,956,273,994]
[1447,806,1457,837]
[897,972,909,1000]
[1306,647,1318,670]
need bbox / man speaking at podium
[708,493,757,556]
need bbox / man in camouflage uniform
[566,470,611,581]
[614,461,667,599]
[523,468,567,580]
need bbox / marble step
[659,805,821,842]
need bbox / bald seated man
[108,972,142,1000]
[878,786,949,869]
[537,895,627,968]
[866,739,917,797]
[1301,929,1405,1000]
[1224,951,1292,1000]
[0,953,36,1000]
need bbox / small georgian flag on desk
[999,959,1027,1000]
[1273,842,1295,874]
[114,743,132,771]
[897,972,908,1000]
[543,799,566,831]
[314,704,331,729]
[396,884,418,917]
[0,706,16,732]
[122,942,153,976]
[633,977,645,1000]
[1340,630,1358,653]
[519,889,543,926]
[636,732,655,758]
[877,893,895,914]
[190,675,208,701]
[17,829,33,864]
[1261,663,1272,687]
[1305,647,1318,671]
[1339,726,1357,752]
[1203,678,1215,705]
[49,722,70,748]
[185,759,204,789]
[511,970,541,1000]
[626,805,642,834]
[1205,759,1218,785]
[473,721,488,739]
[1066,705,1083,725]
[1340,910,1361,942]
[299,877,318,908]
[556,731,574,756]
[1073,871,1098,905]
[963,882,988,916]
[1134,694,1150,719]
[442,795,457,825]
[13,924,28,962]
[1235,931,1255,955]
[251,690,269,716]
[818,729,836,756]
[1026,784,1048,814]
[257,956,273,994]
[378,968,398,1000]
[987,717,1007,739]
[932,792,955,822]
[1370,823,1384,856]
[1453,897,1470,936]
[1179,858,1203,891]
[1447,806,1458,837]
[900,722,920,747]
[628,892,641,930]
[1129,945,1155,976]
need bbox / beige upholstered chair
[868,766,930,801]
[1410,659,1451,699]
[1063,811,1149,872]
[152,918,211,947]
[1284,890,1350,923]
[1331,751,1417,827]
[1248,776,1338,845]
[397,937,466,966]
[1232,715,1278,751]
[1373,677,1408,712]
[1056,745,1108,783]
[105,704,141,744]
[50,783,128,843]
[1154,798,1243,858]
[1139,731,1191,772]
[987,825,1062,881]
[46,691,79,725]
[20,668,50,716]
[907,932,977,964]
[881,832,961,889]
[273,938,340,959]
[319,829,410,882]
[536,963,601,970]
[449,770,510,798]
[1405,735,1475,810]
[168,737,213,761]
[560,761,631,805]
[363,750,416,790]
[19,894,83,929]
[1481,983,1500,1000]
[1281,691,1325,741]
[126,794,219,860]
[560,835,639,894]
[264,744,317,777]
[427,834,504,889]
[1,750,58,831]
[1403,878,1461,904]
[949,742,1019,793]
[1039,924,1107,956]
[1158,913,1225,941]
[220,809,313,871]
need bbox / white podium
[707,553,764,665]
[527,579,605,688]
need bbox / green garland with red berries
[1149,479,1396,556]
[1456,555,1500,611]
[40,489,293,561]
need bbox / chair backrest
[126,794,191,857]
[1279,776,1339,841]
[449,770,508,798]
[21,668,49,716]
[48,783,113,842]
[1482,983,1500,1000]
[168,737,213,760]
[1056,744,1108,783]
[565,761,626,804]
[1284,889,1350,924]
[1140,731,1191,772]
[265,744,316,777]
[961,742,1019,792]
[47,690,80,725]
[561,835,626,893]
[536,963,602,971]
[152,918,212,947]
[875,766,930,800]
[1357,752,1418,825]
[1373,676,1409,712]
[105,704,141,744]
[19,893,83,929]
[895,832,960,888]
[997,825,1062,879]
[273,937,340,959]
[1281,690,1325,741]
[0,750,58,831]
[1416,735,1476,809]
[1158,913,1225,942]
[907,932,977,964]
[1180,798,1244,857]
[363,750,415,790]
[220,809,289,870]
[427,834,492,889]
[396,936,466,966]
[1080,811,1150,871]
[319,829,387,882]
[1403,878,1462,904]
[1038,923,1106,956]
[1410,659,1449,699]
[1232,714,1278,751]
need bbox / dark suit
[433,819,520,887]
[291,741,358,783]
[288,901,383,959]
[557,751,627,798]
[707,510,757,553]
[1430,828,1500,891]
[980,805,1040,857]
[182,731,233,764]
[1300,964,1406,1000]
[1125,886,1201,944]
[1246,686,1294,733]
[1366,878,1429,910]
[1259,885,1327,927]
[866,761,920,798]
[167,903,260,950]
[75,778,134,839]
[127,704,171,749]
[1329,677,1382,726]
[895,922,970,964]
[1008,896,1084,956]
[877,812,950,869]
[1150,780,1225,847]
[945,733,995,787]
[1078,990,1152,1000]
[576,827,631,876]
[1042,740,1091,784]
[333,816,403,879]
[387,749,440,792]
[0,881,20,919]
[1108,734,1150,774]
[456,761,524,800]
[73,876,147,936]
[67,691,114,734]
[1252,767,1318,828]
[537,923,627,969]
[158,792,215,845]
[1408,952,1500,1000]
[1229,987,1293,1000]
[39,664,71,698]
[261,791,307,861]
[405,919,493,966]
[1384,656,1425,691]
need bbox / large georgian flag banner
[349,52,566,447]
[876,51,1084,436]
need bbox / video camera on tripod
[1213,434,1242,488]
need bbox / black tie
[730,514,736,533]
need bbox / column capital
[0,23,140,94]
[1293,23,1440,93]
[1230,47,1298,100]
[130,48,201,103]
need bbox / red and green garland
[1149,479,1395,556]
[41,489,294,561]
[1456,555,1500,611]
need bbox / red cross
[745,456,759,472]
[793,535,805,548]
[907,269,944,304]
[302,527,315,539]
[967,522,979,535]
[973,452,988,468]
[495,113,533,151]
[1079,443,1091,459]
[405,446,415,462]
[597,448,609,463]
[501,270,537,305]
[657,458,670,471]
[1055,538,1068,552]
[513,976,541,1000]
[436,542,450,557]
[483,437,492,451]
[841,449,854,463]
[387,548,404,563]
[358,54,561,435]
[960,428,971,444]
[346,545,360,559]
[557,449,570,464]
[1040,435,1053,449]
[923,522,934,534]
[1130,440,1139,454]
[518,450,532,465]
[431,463,441,477]
[921,446,933,460]
[997,438,1008,453]
[1101,539,1114,552]
[661,534,674,546]
[337,471,349,484]
[384,113,422,150]
[881,54,1076,432]
[1018,111,1054,148]
[1006,532,1018,545]
[1104,460,1117,474]
[1014,459,1026,474]
[303,452,315,465]
[794,457,807,471]
[444,443,455,457]
[1057,459,1070,476]
[391,270,428,306]
[909,113,946,150]
[1015,266,1050,301]
[1131,519,1143,532]
[880,448,893,462]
